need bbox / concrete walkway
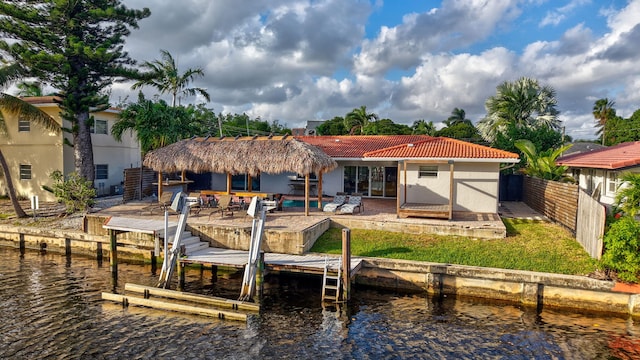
[498,201,547,221]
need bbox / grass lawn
[310,218,599,276]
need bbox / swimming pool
[282,199,327,208]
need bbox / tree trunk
[0,148,27,218]
[74,111,96,187]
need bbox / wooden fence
[123,167,157,202]
[576,189,605,259]
[523,176,579,232]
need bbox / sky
[112,0,640,140]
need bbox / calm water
[1,247,640,359]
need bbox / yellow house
[0,96,141,201]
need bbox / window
[607,171,620,195]
[90,119,108,134]
[418,165,438,178]
[231,173,260,191]
[18,118,30,132]
[19,164,31,180]
[95,164,108,180]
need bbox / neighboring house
[557,141,640,207]
[0,96,141,201]
[561,142,606,157]
[210,135,519,214]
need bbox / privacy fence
[523,176,604,259]
[123,167,157,202]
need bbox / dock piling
[341,229,351,302]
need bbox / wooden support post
[226,173,232,194]
[254,251,265,304]
[211,265,218,283]
[151,251,157,275]
[317,172,323,209]
[305,174,310,216]
[65,238,71,257]
[96,242,103,263]
[19,233,25,255]
[341,228,351,302]
[178,261,185,291]
[109,230,118,289]
[157,171,163,198]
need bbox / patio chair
[338,193,363,214]
[323,193,347,213]
[209,194,242,219]
[141,191,177,215]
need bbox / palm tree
[0,64,60,218]
[132,49,211,107]
[514,139,573,182]
[477,77,560,142]
[411,119,436,135]
[444,108,470,127]
[614,172,640,217]
[592,98,616,146]
[344,105,378,135]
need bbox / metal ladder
[321,256,342,302]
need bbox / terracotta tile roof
[296,135,519,161]
[364,137,519,160]
[296,135,435,157]
[557,141,640,170]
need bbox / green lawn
[310,218,598,275]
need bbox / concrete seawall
[355,257,640,316]
[1,223,638,316]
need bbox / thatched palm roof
[143,135,338,176]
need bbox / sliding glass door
[344,165,396,197]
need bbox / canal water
[2,247,640,359]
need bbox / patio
[86,196,511,256]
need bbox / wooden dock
[183,247,363,277]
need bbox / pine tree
[0,1,150,184]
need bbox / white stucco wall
[404,162,500,213]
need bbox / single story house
[204,135,519,215]
[0,96,141,201]
[557,141,640,207]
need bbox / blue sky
[115,0,640,140]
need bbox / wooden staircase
[161,227,210,256]
[322,256,342,303]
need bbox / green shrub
[601,215,640,282]
[48,170,96,214]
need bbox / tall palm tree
[444,107,470,127]
[0,64,60,218]
[132,49,211,107]
[344,105,378,135]
[477,77,560,142]
[592,98,616,146]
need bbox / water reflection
[1,246,640,359]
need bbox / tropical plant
[411,119,436,135]
[48,170,96,214]
[444,108,471,127]
[593,98,616,146]
[132,49,210,107]
[344,106,378,135]
[477,77,560,142]
[514,139,573,181]
[437,122,483,142]
[494,122,565,173]
[601,215,640,282]
[362,118,411,135]
[316,117,347,135]
[614,172,640,217]
[0,64,60,218]
[112,93,205,154]
[16,81,43,97]
[0,0,150,185]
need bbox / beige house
[0,96,140,201]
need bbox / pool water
[282,199,326,208]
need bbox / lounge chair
[141,191,176,215]
[323,193,347,213]
[209,194,242,219]
[338,193,363,214]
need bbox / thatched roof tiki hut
[143,135,338,215]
